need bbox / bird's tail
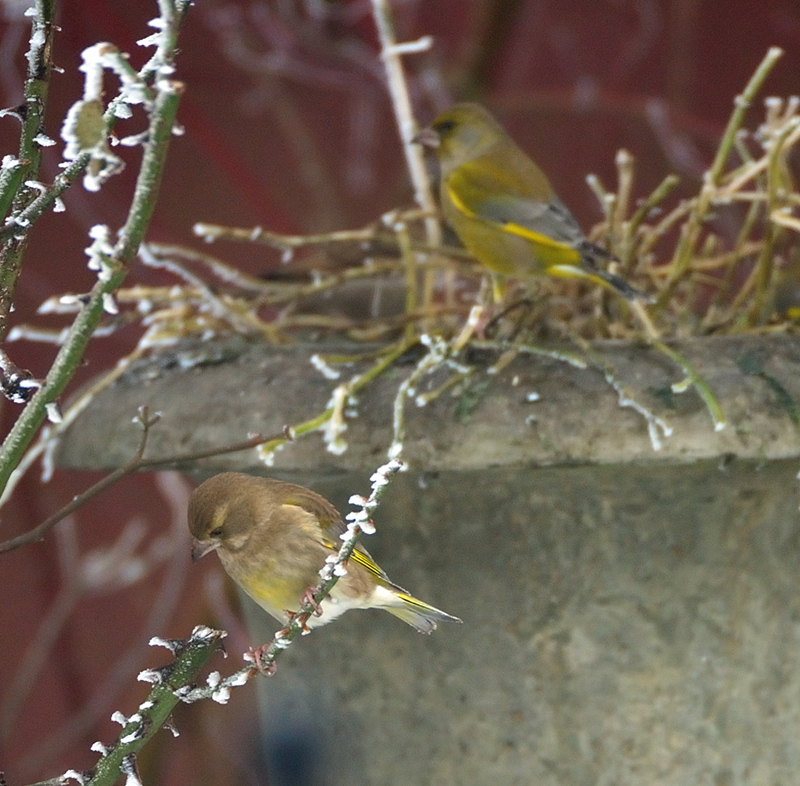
[576,239,653,302]
[595,268,653,302]
[385,591,462,634]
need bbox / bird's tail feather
[576,239,653,302]
[596,269,653,302]
[385,592,461,634]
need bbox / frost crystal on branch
[34,132,56,146]
[60,42,147,191]
[206,671,221,688]
[120,754,143,786]
[310,353,341,380]
[137,668,164,684]
[189,625,221,644]
[102,292,119,314]
[322,384,349,455]
[149,635,186,653]
[84,225,116,281]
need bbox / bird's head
[187,472,261,561]
[413,103,504,171]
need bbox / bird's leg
[282,592,320,634]
[490,273,506,304]
[484,295,534,341]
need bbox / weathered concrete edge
[55,334,800,473]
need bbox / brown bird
[188,472,460,635]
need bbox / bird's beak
[411,127,439,148]
[191,537,219,562]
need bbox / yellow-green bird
[188,472,460,635]
[415,102,648,301]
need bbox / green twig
[390,335,452,458]
[143,0,192,80]
[257,338,415,463]
[620,174,680,269]
[703,199,762,324]
[572,335,674,451]
[649,338,726,431]
[395,220,418,342]
[0,152,95,247]
[746,117,799,324]
[82,626,224,786]
[653,48,784,314]
[708,47,783,187]
[469,339,588,369]
[0,81,185,496]
[0,0,58,340]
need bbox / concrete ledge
[56,334,800,473]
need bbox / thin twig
[369,0,442,312]
[257,338,415,463]
[0,409,289,554]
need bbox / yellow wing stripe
[501,221,580,255]
[446,180,479,220]
[445,182,579,257]
[322,536,385,579]
[348,547,385,578]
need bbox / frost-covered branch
[257,341,413,465]
[0,0,59,341]
[0,4,192,496]
[77,626,225,786]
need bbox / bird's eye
[434,119,456,134]
[210,527,223,538]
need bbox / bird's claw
[283,609,312,634]
[301,587,324,617]
[248,644,277,676]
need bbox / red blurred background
[1,1,798,784]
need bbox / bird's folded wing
[320,532,392,582]
[446,160,585,249]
